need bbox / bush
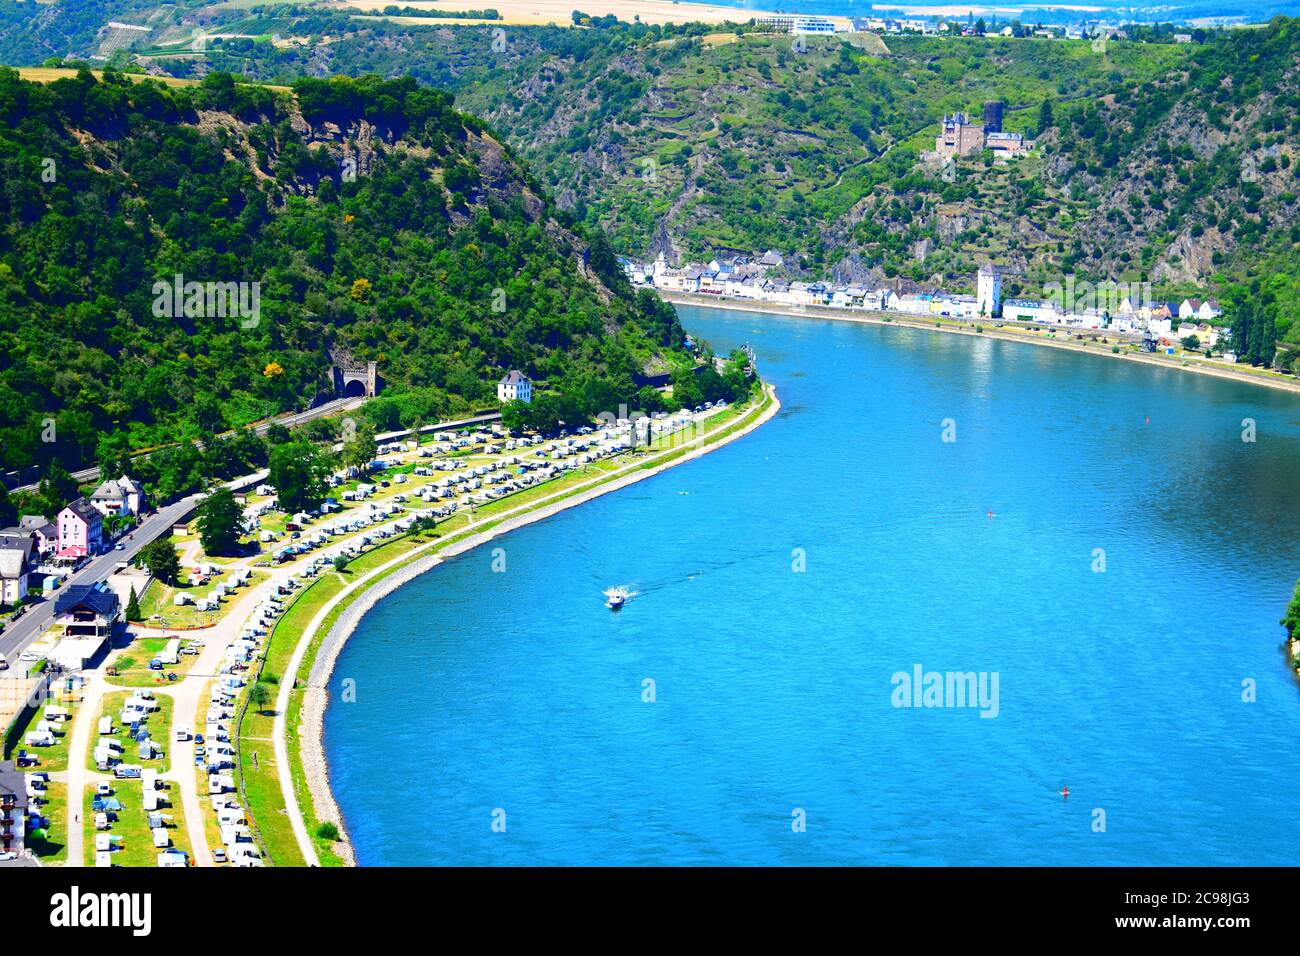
[316,821,340,841]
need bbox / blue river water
[326,306,1300,866]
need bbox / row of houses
[1001,297,1223,334]
[0,475,147,608]
[625,253,1226,339]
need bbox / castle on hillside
[935,102,1033,159]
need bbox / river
[325,306,1300,865]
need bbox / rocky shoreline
[296,385,781,864]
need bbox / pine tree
[1248,306,1265,365]
[1230,301,1253,359]
[1260,308,1278,367]
[1037,98,1054,135]
[126,586,141,622]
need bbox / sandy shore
[662,291,1300,397]
[297,384,780,864]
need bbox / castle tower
[983,101,1004,134]
[977,263,1001,318]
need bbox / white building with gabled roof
[497,370,532,404]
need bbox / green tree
[341,419,378,470]
[1259,308,1278,367]
[125,586,141,622]
[96,432,133,484]
[248,681,272,715]
[268,441,329,514]
[500,399,531,433]
[1248,306,1266,365]
[1037,98,1054,135]
[1281,577,1300,638]
[0,483,16,528]
[38,460,79,513]
[196,486,243,556]
[670,367,704,410]
[140,539,181,585]
[1230,301,1254,359]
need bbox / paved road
[0,470,267,664]
[62,671,105,868]
[1,406,497,662]
[9,398,361,493]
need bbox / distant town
[759,13,1198,44]
[624,253,1230,353]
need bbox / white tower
[977,263,1001,317]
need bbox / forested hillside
[0,67,689,476]
[104,8,1298,344]
[1,3,1298,461]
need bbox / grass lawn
[84,775,192,868]
[237,731,303,867]
[27,781,68,863]
[135,570,267,629]
[8,698,79,773]
[234,575,347,866]
[109,635,204,688]
[88,691,174,774]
